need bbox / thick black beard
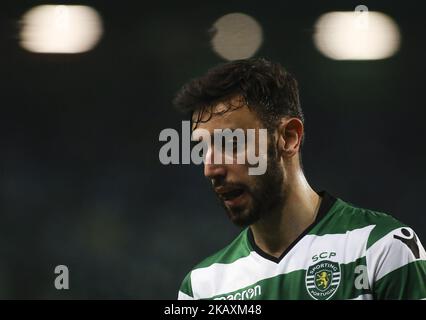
[221,140,285,228]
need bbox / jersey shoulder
[193,228,252,270]
[316,197,408,249]
[178,229,252,298]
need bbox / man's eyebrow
[217,127,250,134]
[192,127,245,134]
[191,128,248,141]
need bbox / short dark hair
[173,57,304,130]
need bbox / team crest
[305,260,341,300]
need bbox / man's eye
[232,137,244,150]
[233,140,239,150]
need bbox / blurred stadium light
[211,13,263,61]
[313,11,400,60]
[20,5,103,53]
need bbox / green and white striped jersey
[178,192,426,300]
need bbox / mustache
[211,179,249,192]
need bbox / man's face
[193,99,285,227]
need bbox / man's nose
[203,147,226,179]
[204,162,226,179]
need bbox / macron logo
[214,285,262,300]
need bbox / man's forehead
[192,101,260,131]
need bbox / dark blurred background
[0,0,425,299]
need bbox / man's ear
[277,118,304,158]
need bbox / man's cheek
[245,129,268,176]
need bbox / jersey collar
[247,191,337,264]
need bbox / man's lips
[215,186,246,202]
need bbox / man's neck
[250,173,321,259]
